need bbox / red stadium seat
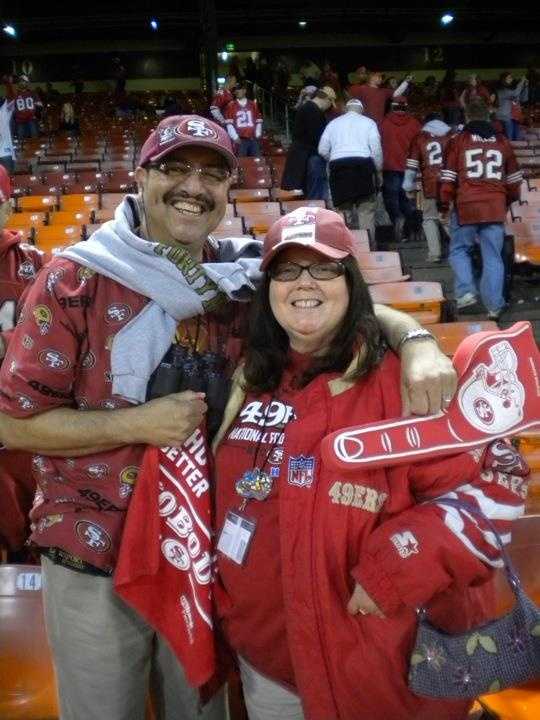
[10,174,43,197]
[281,199,325,213]
[0,564,59,720]
[271,189,303,202]
[99,170,136,193]
[100,193,126,212]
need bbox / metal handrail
[246,80,291,143]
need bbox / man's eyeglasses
[148,160,231,185]
[268,260,346,282]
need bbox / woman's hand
[347,583,385,618]
[400,339,457,417]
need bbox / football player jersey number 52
[465,148,503,180]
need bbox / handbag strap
[426,496,522,595]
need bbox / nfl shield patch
[287,455,315,488]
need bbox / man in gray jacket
[318,98,382,242]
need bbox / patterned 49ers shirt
[0,256,243,572]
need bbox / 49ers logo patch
[33,305,52,334]
[180,117,218,140]
[75,520,111,553]
[105,303,132,324]
[119,466,139,498]
[38,348,70,371]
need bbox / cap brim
[261,240,349,270]
[148,138,238,170]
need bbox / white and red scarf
[114,428,215,687]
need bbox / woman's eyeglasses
[148,160,231,185]
[268,260,346,282]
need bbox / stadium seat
[235,201,281,217]
[478,515,540,719]
[212,217,244,236]
[100,193,126,212]
[355,252,409,284]
[0,564,59,720]
[10,174,43,197]
[237,157,268,171]
[514,432,540,472]
[240,170,273,190]
[369,281,445,324]
[59,194,100,212]
[99,170,136,193]
[34,225,82,251]
[17,196,58,213]
[428,321,499,357]
[271,189,303,202]
[5,212,47,230]
[281,199,326,213]
[229,189,270,203]
[49,210,94,226]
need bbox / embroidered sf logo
[183,118,218,139]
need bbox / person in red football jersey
[347,70,412,127]
[224,82,263,157]
[440,100,522,320]
[4,74,41,140]
[380,99,422,242]
[0,167,48,555]
[209,74,237,126]
[403,113,453,262]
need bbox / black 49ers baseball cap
[138,114,237,170]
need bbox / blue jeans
[16,120,38,140]
[305,154,329,201]
[501,119,521,141]
[382,170,416,225]
[238,138,261,157]
[448,212,505,313]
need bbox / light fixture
[221,51,229,61]
[150,18,159,31]
[441,13,454,25]
[3,24,16,37]
[299,20,307,27]
[217,77,226,85]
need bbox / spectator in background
[380,99,421,242]
[112,57,127,95]
[295,84,318,109]
[225,82,263,157]
[422,75,439,101]
[161,93,183,119]
[403,112,453,263]
[0,97,15,173]
[281,86,337,200]
[495,72,528,141]
[320,61,341,94]
[299,59,322,86]
[243,57,258,88]
[439,69,462,127]
[59,101,79,135]
[4,74,41,140]
[273,57,291,98]
[209,75,237,126]
[318,98,382,240]
[459,74,493,109]
[440,100,522,319]
[348,71,412,126]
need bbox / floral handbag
[408,499,540,699]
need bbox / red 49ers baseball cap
[0,165,11,203]
[138,114,237,170]
[261,207,357,270]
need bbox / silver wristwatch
[397,328,436,352]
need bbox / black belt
[40,547,112,577]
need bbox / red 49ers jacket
[213,350,528,720]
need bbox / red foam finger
[321,322,540,471]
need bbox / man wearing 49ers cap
[0,113,462,720]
